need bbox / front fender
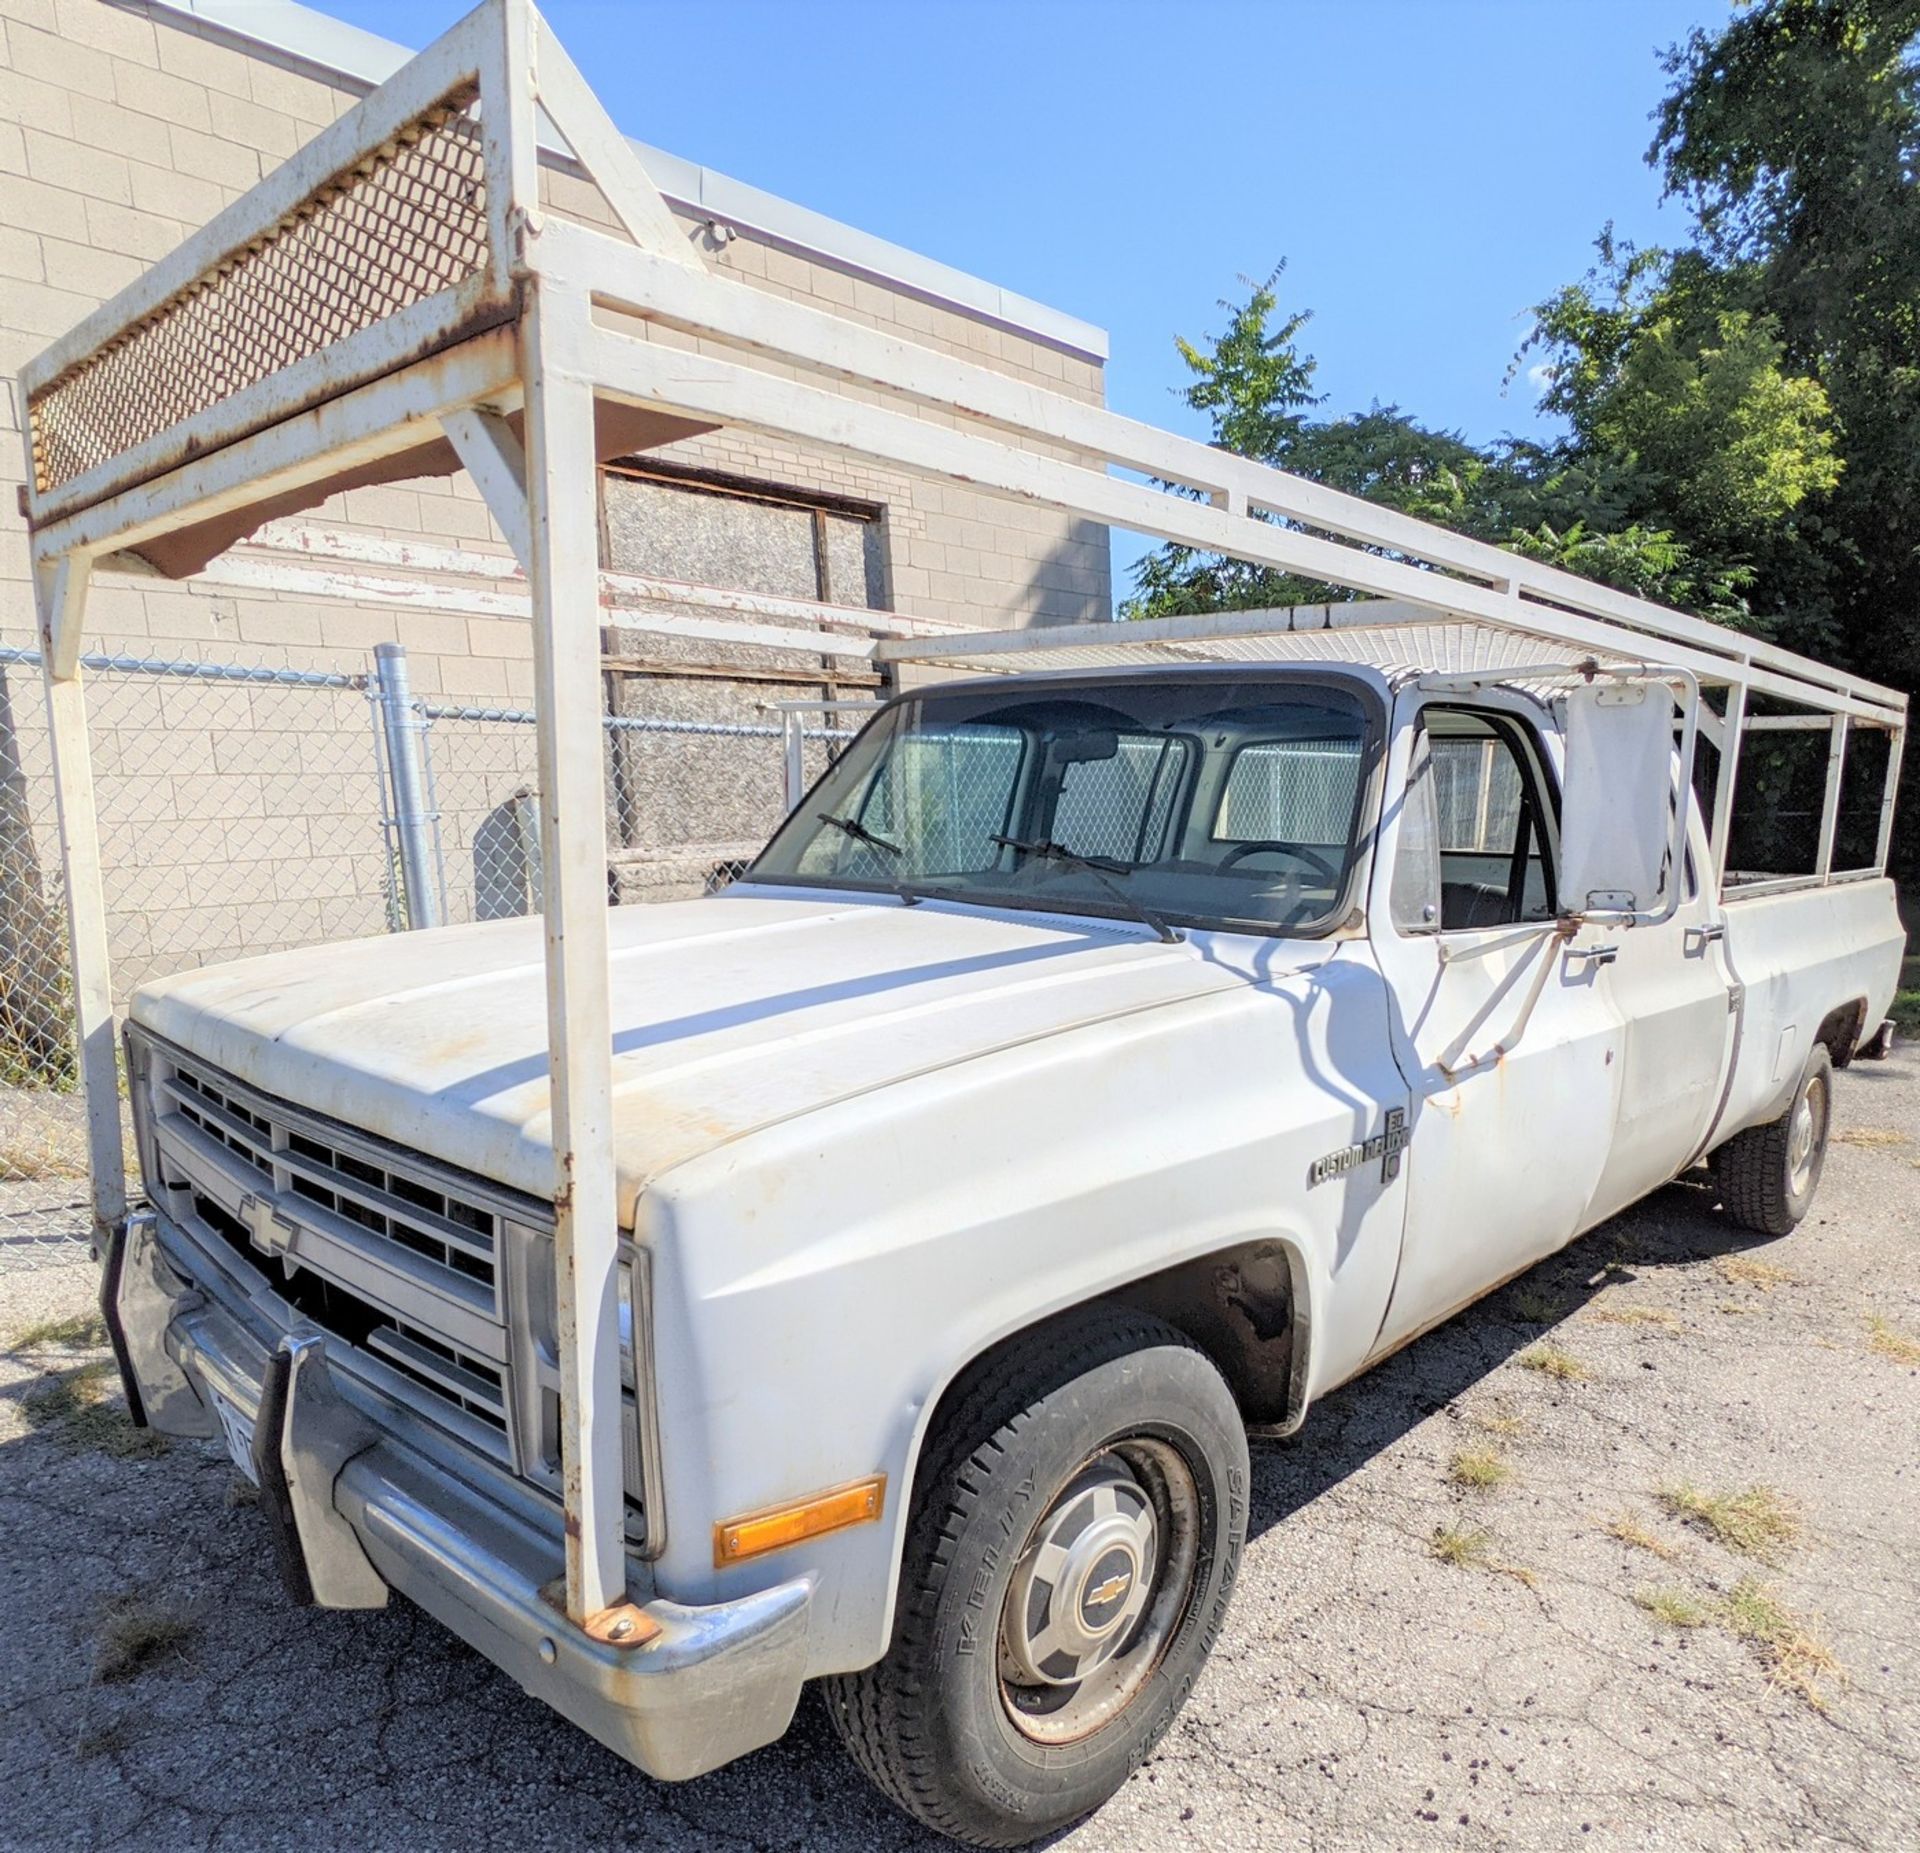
[638,957,1408,1677]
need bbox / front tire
[1714,1043,1833,1237]
[825,1306,1248,1848]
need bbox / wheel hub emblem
[1002,1461,1159,1688]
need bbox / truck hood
[130,893,1259,1221]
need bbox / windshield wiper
[817,812,921,907]
[991,835,1183,944]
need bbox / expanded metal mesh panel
[28,95,489,496]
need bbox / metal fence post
[782,708,805,811]
[372,643,445,930]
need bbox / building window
[599,461,887,608]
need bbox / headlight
[620,1250,667,1558]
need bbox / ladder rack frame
[17,0,1904,1631]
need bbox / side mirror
[1558,676,1695,924]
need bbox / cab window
[1395,709,1559,932]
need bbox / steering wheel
[1218,839,1340,882]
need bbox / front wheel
[1714,1043,1833,1237]
[824,1306,1248,1848]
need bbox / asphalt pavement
[3,1053,1916,1851]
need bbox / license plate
[211,1391,259,1485]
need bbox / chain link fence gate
[0,642,859,1270]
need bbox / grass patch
[1472,1407,1530,1439]
[1449,1446,1514,1490]
[1517,1343,1591,1382]
[1428,1523,1536,1587]
[1722,1578,1843,1712]
[1657,1483,1801,1561]
[1635,1585,1712,1628]
[1588,1305,1684,1333]
[1605,1510,1683,1561]
[8,1312,106,1352]
[20,1360,167,1461]
[1866,1316,1920,1365]
[1430,1522,1492,1569]
[93,1596,194,1684]
[1716,1255,1797,1292]
[1507,1287,1564,1324]
[1833,1126,1908,1149]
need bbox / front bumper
[102,1210,812,1783]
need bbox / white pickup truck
[106,653,1901,1845]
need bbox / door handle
[1567,943,1618,966]
[1687,922,1727,951]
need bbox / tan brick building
[0,0,1113,992]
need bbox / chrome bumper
[101,1210,812,1783]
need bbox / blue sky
[323,0,1723,591]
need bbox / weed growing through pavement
[8,1312,106,1351]
[1449,1446,1514,1490]
[1866,1317,1920,1365]
[1430,1522,1493,1569]
[1507,1288,1564,1324]
[1517,1344,1591,1381]
[1716,1256,1796,1292]
[1429,1523,1536,1587]
[20,1360,166,1460]
[1588,1305,1685,1332]
[1720,1578,1844,1712]
[1634,1586,1712,1628]
[1833,1126,1908,1149]
[1605,1511,1683,1561]
[1657,1483,1801,1561]
[93,1595,195,1684]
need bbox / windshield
[746,673,1377,936]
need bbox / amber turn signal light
[713,1474,886,1567]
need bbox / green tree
[1124,268,1756,624]
[1649,0,1920,696]
[1517,233,1844,645]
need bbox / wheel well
[1817,998,1867,1069]
[1103,1239,1306,1428]
[924,1241,1306,1443]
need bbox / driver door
[1367,696,1624,1355]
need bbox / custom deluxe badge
[1308,1108,1409,1187]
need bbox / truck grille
[135,1033,544,1471]
[163,1062,499,1295]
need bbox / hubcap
[1788,1071,1826,1195]
[1003,1460,1158,1686]
[997,1438,1200,1745]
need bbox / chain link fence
[0,643,858,1270]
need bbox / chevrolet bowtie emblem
[1086,1573,1131,1607]
[1308,1108,1410,1188]
[237,1191,299,1258]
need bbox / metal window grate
[27,95,490,495]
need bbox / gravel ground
[2,1054,1916,1852]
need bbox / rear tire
[824,1306,1248,1848]
[1714,1043,1832,1237]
